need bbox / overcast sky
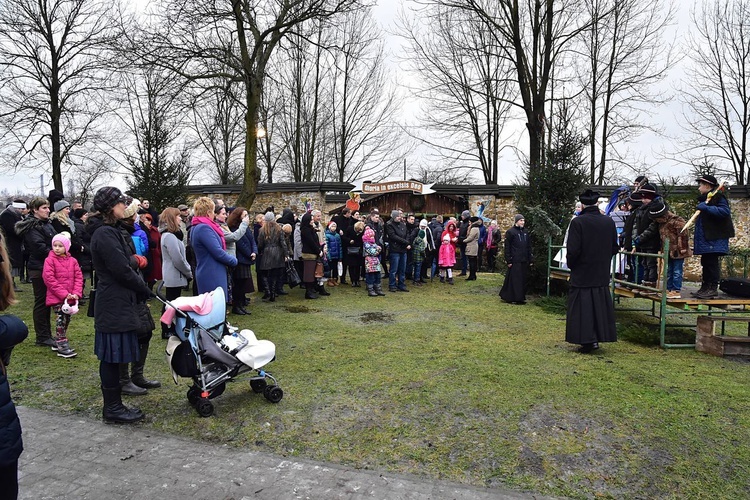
[4,0,697,197]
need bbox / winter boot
[131,342,161,389]
[367,284,378,297]
[690,282,709,297]
[374,283,386,296]
[120,364,148,396]
[55,340,77,358]
[695,282,719,300]
[261,277,271,302]
[317,283,331,296]
[305,283,319,299]
[102,386,144,424]
[447,277,454,285]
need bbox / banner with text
[351,180,435,195]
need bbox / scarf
[192,216,226,249]
[486,225,496,250]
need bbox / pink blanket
[160,292,214,325]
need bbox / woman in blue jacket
[0,231,30,497]
[190,198,237,299]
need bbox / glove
[134,255,148,269]
[696,202,708,211]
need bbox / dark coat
[631,203,659,252]
[0,208,23,268]
[694,192,734,255]
[15,216,56,273]
[235,229,258,266]
[300,222,322,255]
[90,223,152,333]
[503,226,532,264]
[566,206,619,288]
[257,225,289,270]
[0,314,28,467]
[622,200,642,251]
[366,218,384,247]
[457,218,470,246]
[385,219,410,253]
[72,217,92,273]
[343,226,364,266]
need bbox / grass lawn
[6,274,750,499]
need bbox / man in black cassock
[565,190,620,353]
[499,214,532,304]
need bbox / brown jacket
[654,212,693,260]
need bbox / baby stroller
[157,285,283,417]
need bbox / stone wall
[190,186,749,282]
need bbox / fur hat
[53,200,70,213]
[93,187,127,213]
[122,198,140,219]
[514,214,525,223]
[52,233,71,253]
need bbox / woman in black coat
[0,233,29,499]
[499,214,532,304]
[89,187,153,424]
[343,221,365,287]
[300,212,323,299]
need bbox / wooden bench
[695,316,750,359]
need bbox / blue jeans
[389,251,407,289]
[366,272,381,286]
[667,259,684,291]
[412,262,422,282]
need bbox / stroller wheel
[187,386,200,406]
[263,385,284,403]
[196,398,214,417]
[250,377,267,394]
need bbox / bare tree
[71,158,112,209]
[432,0,594,179]
[398,4,515,184]
[576,0,676,185]
[0,0,117,192]
[329,8,403,182]
[130,0,363,206]
[188,80,246,185]
[682,0,750,185]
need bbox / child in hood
[42,232,83,357]
[363,226,385,297]
[325,221,342,286]
[438,234,456,284]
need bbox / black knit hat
[638,183,658,199]
[648,201,667,219]
[93,186,127,212]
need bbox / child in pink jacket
[438,234,457,284]
[43,233,82,358]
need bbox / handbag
[86,287,96,317]
[286,259,302,288]
[314,260,325,278]
[346,246,361,255]
[135,302,156,336]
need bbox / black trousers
[701,253,721,283]
[0,460,18,500]
[468,256,478,279]
[30,275,51,342]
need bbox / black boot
[261,277,271,301]
[695,282,719,299]
[367,284,378,297]
[131,342,161,389]
[232,305,247,315]
[690,282,708,297]
[374,283,386,296]
[317,283,331,296]
[102,386,145,424]
[120,364,147,395]
[305,283,319,299]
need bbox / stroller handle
[154,281,190,319]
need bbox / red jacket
[42,250,84,306]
